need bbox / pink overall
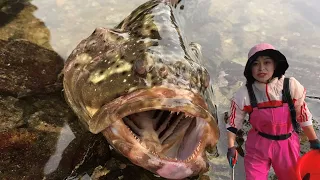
[244,103,300,180]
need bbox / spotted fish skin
[63,0,219,179]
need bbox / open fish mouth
[91,87,219,179]
[123,110,206,162]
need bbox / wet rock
[0,39,64,97]
[0,95,24,131]
[90,153,165,180]
[0,93,111,180]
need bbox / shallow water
[1,0,320,179]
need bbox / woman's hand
[227,130,238,167]
[227,146,238,168]
[309,139,320,150]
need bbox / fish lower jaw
[148,140,203,163]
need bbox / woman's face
[251,56,275,83]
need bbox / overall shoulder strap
[282,78,289,102]
[282,77,301,133]
[246,83,257,108]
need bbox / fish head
[63,0,219,179]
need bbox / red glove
[227,146,238,168]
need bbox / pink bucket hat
[244,43,289,83]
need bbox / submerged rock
[0,0,30,26]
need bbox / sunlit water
[1,0,320,179]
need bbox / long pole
[231,167,234,180]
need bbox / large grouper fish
[63,0,219,179]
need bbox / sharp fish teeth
[182,140,202,163]
[126,125,141,142]
[124,111,202,162]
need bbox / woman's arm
[226,98,247,166]
[227,131,237,148]
[302,125,318,140]
[290,77,318,140]
[226,99,247,147]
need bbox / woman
[226,43,320,180]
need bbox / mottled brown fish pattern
[63,0,219,179]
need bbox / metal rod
[231,167,234,180]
